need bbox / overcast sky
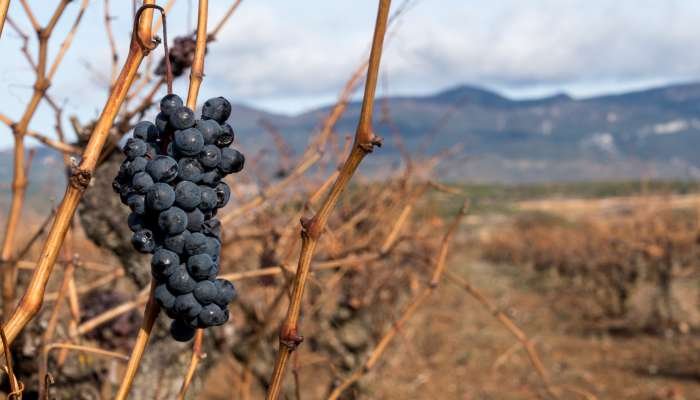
[2,0,700,148]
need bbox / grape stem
[264,1,392,398]
[186,0,208,109]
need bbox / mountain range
[5,81,700,202]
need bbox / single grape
[131,172,154,193]
[133,121,158,141]
[219,148,245,174]
[196,119,221,144]
[174,181,201,210]
[174,128,205,156]
[214,182,231,208]
[160,93,184,116]
[125,156,148,176]
[198,186,218,210]
[170,319,196,342]
[167,264,197,294]
[151,248,180,278]
[201,97,232,123]
[198,303,227,326]
[214,279,237,307]
[174,293,203,319]
[186,208,205,232]
[127,194,146,215]
[199,145,221,168]
[185,232,208,256]
[216,124,235,148]
[169,106,196,130]
[132,229,156,253]
[177,158,203,183]
[123,138,148,159]
[187,254,214,280]
[154,283,176,309]
[158,207,188,235]
[193,280,217,305]
[203,237,221,259]
[127,212,148,231]
[146,155,178,182]
[145,182,176,211]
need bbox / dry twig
[326,201,467,399]
[2,0,157,346]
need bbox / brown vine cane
[134,4,176,156]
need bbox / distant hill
[5,81,700,202]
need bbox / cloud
[383,0,700,93]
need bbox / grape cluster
[113,94,244,342]
[155,36,198,77]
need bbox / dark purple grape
[199,145,221,168]
[145,182,176,211]
[132,229,156,253]
[202,219,221,238]
[200,170,223,186]
[169,106,196,130]
[175,181,201,210]
[203,237,221,259]
[155,283,176,309]
[187,254,214,280]
[167,265,196,294]
[201,97,232,123]
[193,280,217,305]
[131,172,154,193]
[151,248,180,278]
[185,232,208,256]
[196,119,221,144]
[214,182,230,208]
[198,303,227,326]
[186,208,205,232]
[127,194,146,215]
[158,207,188,235]
[170,319,196,342]
[155,112,170,134]
[214,279,236,307]
[160,94,184,116]
[174,128,205,156]
[127,212,147,231]
[174,293,203,319]
[215,124,234,148]
[125,156,148,176]
[177,158,203,182]
[134,121,158,141]
[146,156,178,182]
[198,186,218,211]
[219,148,245,174]
[123,138,148,159]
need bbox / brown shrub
[480,203,700,334]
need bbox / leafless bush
[481,203,700,334]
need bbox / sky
[2,0,700,148]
